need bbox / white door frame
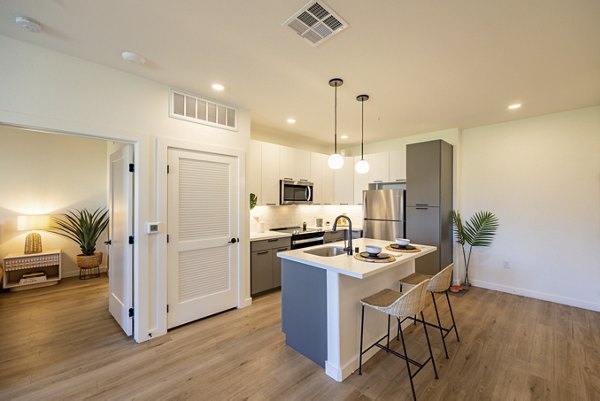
[0,121,150,343]
[156,137,251,335]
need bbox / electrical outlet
[503,260,510,269]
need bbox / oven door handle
[292,236,324,246]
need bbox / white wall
[460,106,600,311]
[0,36,252,342]
[0,126,109,277]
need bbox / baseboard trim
[471,279,600,312]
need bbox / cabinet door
[310,153,324,204]
[251,249,273,295]
[406,141,441,206]
[296,150,311,182]
[334,157,354,204]
[324,230,345,243]
[272,246,289,287]
[406,206,440,274]
[248,140,262,203]
[367,152,389,183]
[321,156,334,205]
[353,156,369,205]
[261,142,280,205]
[279,146,296,181]
[389,149,406,182]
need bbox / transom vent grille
[283,1,348,46]
[170,90,237,131]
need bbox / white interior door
[167,148,239,329]
[108,145,134,336]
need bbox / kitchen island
[278,238,436,382]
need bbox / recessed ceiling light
[15,16,42,33]
[286,118,296,124]
[212,83,225,91]
[508,103,522,110]
[121,51,146,65]
[340,134,348,140]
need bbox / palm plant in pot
[50,208,109,271]
[452,210,499,288]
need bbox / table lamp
[17,215,50,254]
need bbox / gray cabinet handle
[267,239,279,242]
[257,251,269,255]
[277,247,289,252]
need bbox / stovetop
[271,226,323,236]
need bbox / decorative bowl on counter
[395,238,410,246]
[365,245,382,256]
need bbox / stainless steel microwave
[280,180,314,205]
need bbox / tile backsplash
[250,205,363,232]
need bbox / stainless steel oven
[280,180,313,205]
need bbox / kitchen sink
[304,246,347,257]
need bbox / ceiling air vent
[283,1,348,46]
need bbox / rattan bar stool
[399,264,460,359]
[359,279,438,401]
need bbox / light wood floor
[1,276,598,400]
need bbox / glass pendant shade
[355,158,370,174]
[328,153,344,169]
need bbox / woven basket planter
[77,252,103,269]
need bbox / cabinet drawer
[251,237,291,252]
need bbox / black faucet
[332,215,353,255]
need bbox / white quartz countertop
[250,231,292,241]
[277,238,436,279]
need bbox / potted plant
[452,210,499,287]
[50,208,109,271]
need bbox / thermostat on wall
[146,222,161,234]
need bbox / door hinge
[128,236,134,245]
[166,234,170,243]
[167,165,170,174]
[128,308,134,318]
[129,163,135,173]
[166,304,169,313]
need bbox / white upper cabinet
[261,142,280,205]
[334,157,354,205]
[366,152,390,183]
[248,140,262,202]
[353,156,369,205]
[310,152,324,204]
[279,146,311,181]
[389,149,406,182]
[321,156,334,205]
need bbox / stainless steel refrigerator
[363,189,405,241]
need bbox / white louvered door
[167,148,239,329]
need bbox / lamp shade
[17,215,50,231]
[328,153,344,169]
[355,159,370,174]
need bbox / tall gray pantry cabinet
[406,140,453,275]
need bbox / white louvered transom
[283,1,348,46]
[170,89,237,131]
[178,247,230,302]
[178,157,230,241]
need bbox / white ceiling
[1,0,599,147]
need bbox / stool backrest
[388,279,431,318]
[428,264,454,293]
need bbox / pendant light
[355,94,370,174]
[327,78,344,170]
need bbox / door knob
[228,238,239,244]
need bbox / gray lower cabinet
[251,237,291,295]
[324,230,345,243]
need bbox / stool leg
[445,290,460,342]
[386,315,391,352]
[359,305,365,375]
[422,311,439,380]
[398,323,416,401]
[431,292,449,358]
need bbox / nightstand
[2,249,61,291]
